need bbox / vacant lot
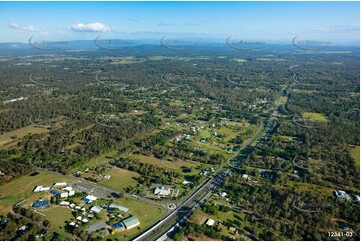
[350,145,360,168]
[302,112,327,122]
[131,154,199,171]
[0,125,49,148]
[98,167,140,192]
[42,206,74,237]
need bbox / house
[32,199,49,209]
[33,186,50,193]
[335,190,350,201]
[242,174,249,179]
[200,138,206,143]
[103,175,111,180]
[206,219,215,226]
[90,206,102,214]
[50,190,59,195]
[69,222,76,227]
[200,170,208,176]
[109,203,129,212]
[52,182,67,188]
[354,195,360,203]
[62,186,73,193]
[60,192,69,198]
[154,186,171,197]
[69,203,76,209]
[60,201,70,206]
[76,216,82,221]
[220,192,227,197]
[229,227,238,234]
[35,229,47,238]
[82,195,97,203]
[112,222,125,234]
[182,180,191,185]
[18,225,29,231]
[122,216,140,230]
[82,218,89,223]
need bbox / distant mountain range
[0,38,359,51]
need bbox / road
[133,69,295,241]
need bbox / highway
[133,69,295,241]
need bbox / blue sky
[0,1,359,44]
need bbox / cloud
[70,23,111,33]
[157,22,176,27]
[9,22,43,32]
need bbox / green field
[302,112,328,122]
[41,206,75,238]
[131,154,199,171]
[0,125,49,149]
[350,145,360,168]
[98,167,140,192]
[0,172,73,212]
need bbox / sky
[0,1,359,44]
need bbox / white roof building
[60,201,70,206]
[76,216,82,221]
[109,203,129,212]
[33,186,50,193]
[90,206,102,214]
[182,181,191,185]
[19,225,28,231]
[84,195,97,202]
[206,219,215,226]
[82,218,89,223]
[52,182,67,188]
[62,186,72,192]
[103,175,111,179]
[335,190,350,201]
[220,192,227,197]
[60,192,69,198]
[154,186,171,196]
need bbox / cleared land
[302,112,328,122]
[41,206,74,237]
[0,125,49,148]
[350,145,360,168]
[98,167,140,192]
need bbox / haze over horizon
[0,1,359,45]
